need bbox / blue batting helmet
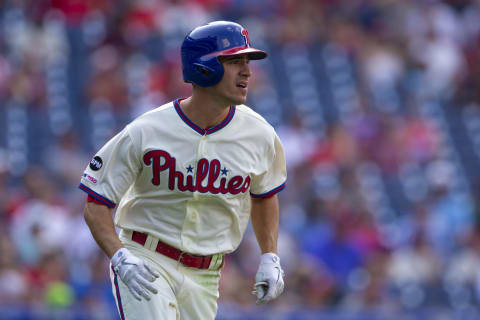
[181,21,267,87]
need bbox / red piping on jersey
[250,181,286,198]
[111,265,126,320]
[174,99,236,135]
[78,183,116,208]
[87,195,107,206]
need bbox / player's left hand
[252,252,284,305]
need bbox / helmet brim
[203,46,268,60]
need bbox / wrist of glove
[111,248,160,301]
[252,252,285,305]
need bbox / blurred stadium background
[1,0,480,319]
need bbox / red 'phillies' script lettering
[143,150,170,185]
[143,150,250,195]
[207,159,221,194]
[195,158,210,193]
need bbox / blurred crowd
[1,0,480,319]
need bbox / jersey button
[190,211,198,220]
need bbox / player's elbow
[83,203,95,227]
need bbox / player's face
[213,54,251,105]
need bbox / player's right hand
[111,248,160,301]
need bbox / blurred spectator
[387,232,442,309]
[0,228,28,305]
[424,160,474,256]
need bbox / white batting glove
[111,248,160,301]
[252,253,285,305]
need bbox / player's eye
[233,59,249,65]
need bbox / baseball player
[79,21,286,319]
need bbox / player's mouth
[236,81,248,93]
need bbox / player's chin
[229,86,247,104]
[233,92,248,105]
[227,95,246,105]
[237,96,247,105]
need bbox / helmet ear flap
[193,63,215,76]
[190,60,224,86]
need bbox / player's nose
[240,62,251,77]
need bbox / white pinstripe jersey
[79,99,286,256]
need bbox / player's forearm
[84,202,123,259]
[250,195,279,254]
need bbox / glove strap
[260,252,280,265]
[111,247,128,268]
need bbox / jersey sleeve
[250,132,287,198]
[78,126,141,208]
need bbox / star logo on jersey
[186,165,194,173]
[221,167,228,176]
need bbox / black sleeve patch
[89,156,103,171]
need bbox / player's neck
[180,95,231,130]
